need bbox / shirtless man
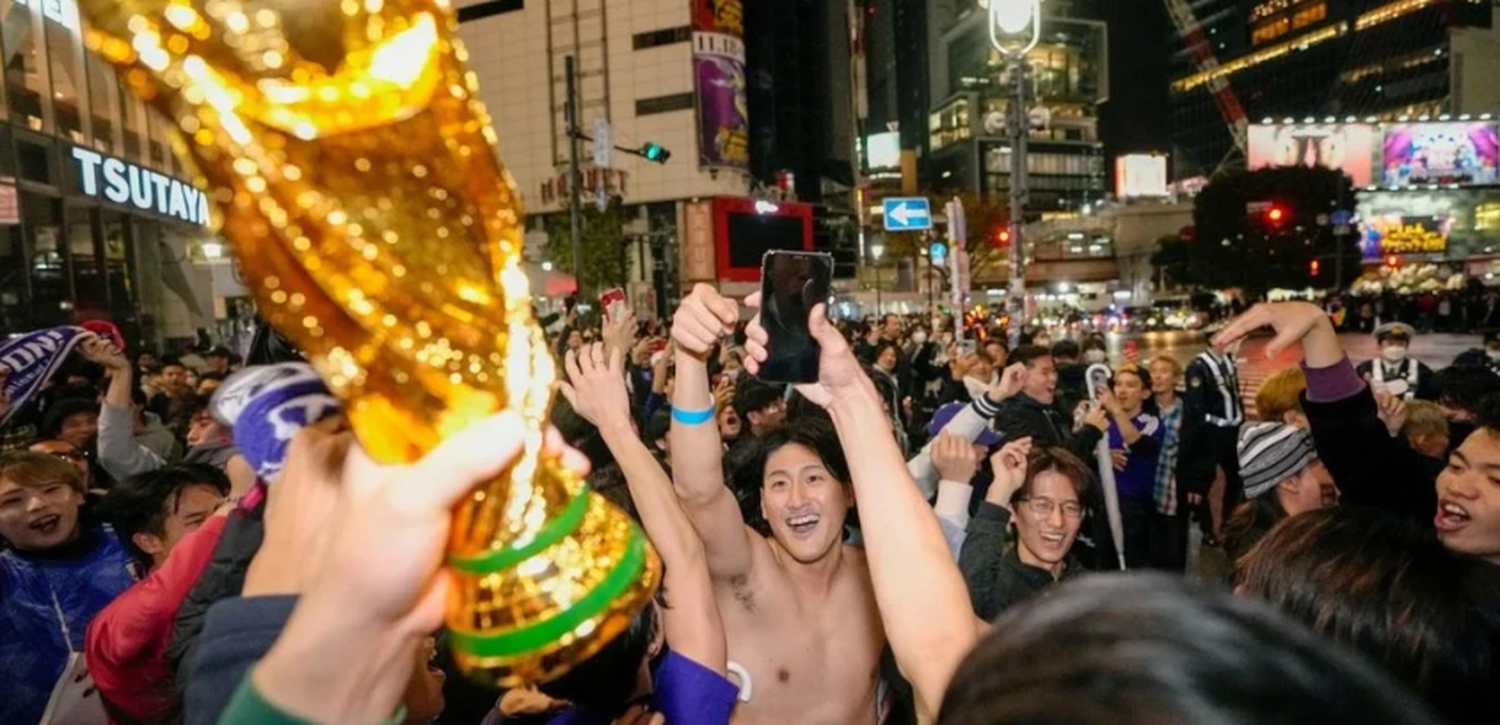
[670,284,885,725]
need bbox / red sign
[0,181,19,225]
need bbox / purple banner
[692,0,748,170]
[0,327,89,429]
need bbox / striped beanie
[1237,422,1317,500]
[210,363,341,484]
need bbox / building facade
[0,0,228,348]
[927,0,1109,216]
[1169,0,1500,179]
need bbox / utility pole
[1007,56,1028,348]
[565,55,586,298]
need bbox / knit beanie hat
[1237,422,1317,500]
[210,363,341,483]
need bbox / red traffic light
[1266,206,1285,223]
[1386,255,1400,268]
[1310,259,1320,277]
[994,228,1012,247]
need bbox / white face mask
[911,331,928,345]
[1381,345,1408,363]
[1084,349,1107,364]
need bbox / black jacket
[958,503,1084,621]
[991,393,1104,463]
[1303,383,1443,525]
[1176,352,1244,496]
[167,502,266,691]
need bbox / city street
[1109,330,1486,411]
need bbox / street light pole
[989,0,1041,348]
[872,243,885,317]
[565,55,585,299]
[1007,55,1028,349]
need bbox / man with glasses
[959,442,1094,621]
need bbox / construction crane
[1163,0,1249,157]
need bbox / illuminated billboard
[1382,123,1500,186]
[1114,154,1168,197]
[1247,123,1375,186]
[867,131,901,170]
[1360,215,1452,259]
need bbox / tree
[1189,166,1357,298]
[544,195,628,295]
[1150,234,1191,290]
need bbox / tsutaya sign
[71,147,210,227]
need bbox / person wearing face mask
[1356,323,1436,401]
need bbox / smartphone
[758,251,834,383]
[599,287,627,323]
[956,339,978,357]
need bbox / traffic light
[1265,205,1286,226]
[1310,259,1320,277]
[640,143,670,164]
[994,228,1012,247]
[1386,254,1401,268]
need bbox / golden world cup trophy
[76,0,659,685]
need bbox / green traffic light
[641,143,669,163]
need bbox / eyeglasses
[45,450,86,462]
[1018,497,1083,519]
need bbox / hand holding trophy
[76,0,658,686]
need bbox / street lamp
[871,243,886,317]
[989,0,1041,347]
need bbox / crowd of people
[1,286,1498,725]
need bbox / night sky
[1095,0,1174,181]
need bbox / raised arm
[907,364,1025,499]
[560,343,726,673]
[668,284,757,579]
[743,294,977,721]
[78,335,165,480]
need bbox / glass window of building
[148,107,172,170]
[119,80,147,160]
[44,7,87,143]
[3,0,46,130]
[86,52,121,153]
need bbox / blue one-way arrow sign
[883,197,932,231]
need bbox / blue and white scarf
[0,326,89,429]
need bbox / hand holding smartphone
[755,251,834,384]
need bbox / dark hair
[939,574,1442,725]
[1009,345,1051,369]
[984,337,1009,353]
[1112,366,1150,392]
[538,604,660,719]
[99,464,230,569]
[1082,336,1107,353]
[1436,368,1500,416]
[1014,447,1093,505]
[873,341,902,362]
[169,394,212,441]
[160,357,186,370]
[1222,495,1287,566]
[1236,508,1500,725]
[1050,340,1081,360]
[733,378,784,421]
[588,464,638,523]
[644,409,671,447]
[1475,392,1500,435]
[198,371,227,384]
[730,418,850,536]
[42,398,99,439]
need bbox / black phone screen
[758,251,833,384]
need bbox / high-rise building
[458,0,860,303]
[927,0,1110,216]
[0,0,229,348]
[1168,0,1500,179]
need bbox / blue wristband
[672,404,716,426]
